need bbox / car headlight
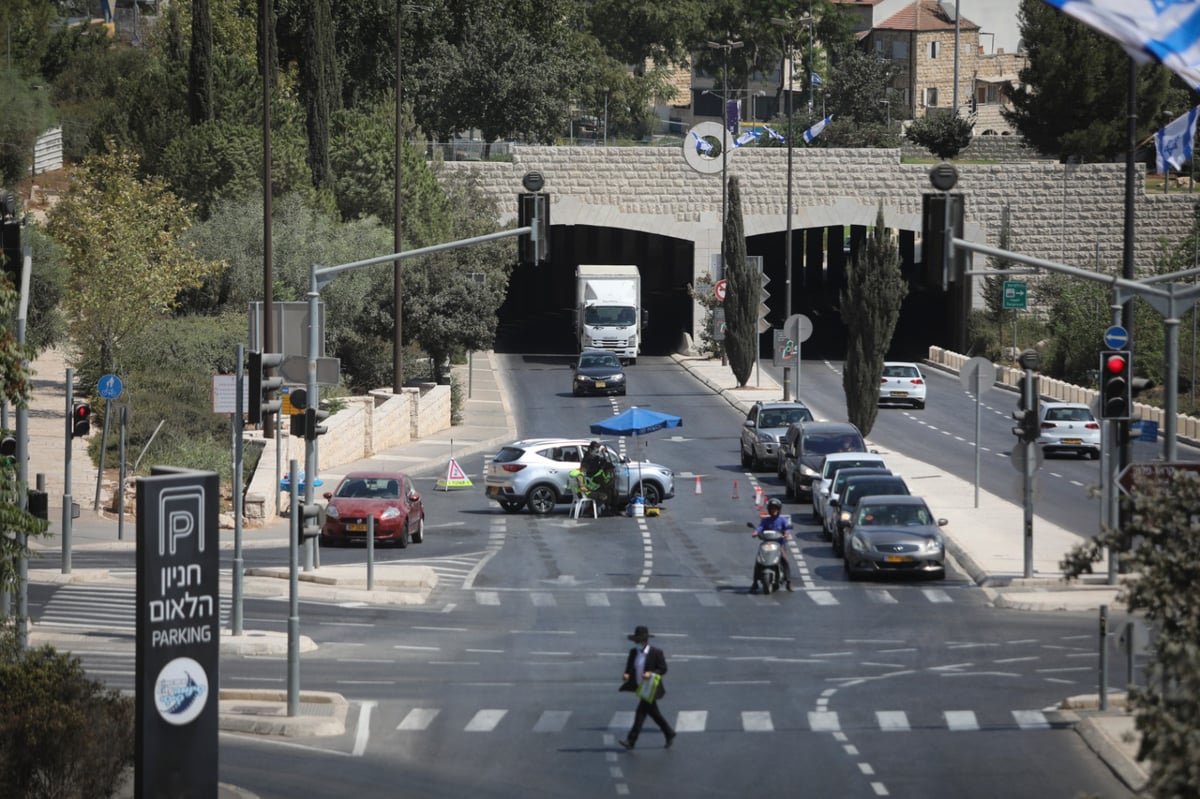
[757,431,775,444]
[850,535,867,552]
[381,507,401,520]
[801,465,818,477]
[325,504,340,519]
[609,373,625,382]
[921,536,944,554]
[839,510,851,523]
[574,375,587,383]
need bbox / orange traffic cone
[732,480,740,500]
[694,475,703,495]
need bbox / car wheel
[526,484,558,515]
[498,499,525,513]
[640,483,663,507]
[411,517,425,544]
[914,400,925,410]
[844,558,860,581]
[740,447,751,469]
[751,453,763,471]
[396,523,409,549]
[1087,448,1099,460]
[832,531,844,557]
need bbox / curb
[218,690,348,737]
[1076,715,1149,792]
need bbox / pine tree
[723,176,756,387]
[841,203,907,436]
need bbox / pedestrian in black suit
[618,625,676,750]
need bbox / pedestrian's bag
[637,673,660,703]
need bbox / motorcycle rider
[751,498,794,593]
[581,441,616,514]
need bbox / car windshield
[859,504,931,526]
[808,433,863,455]
[1046,407,1093,422]
[337,477,401,499]
[579,354,620,370]
[584,305,636,326]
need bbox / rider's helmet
[766,498,783,513]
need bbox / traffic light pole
[14,218,31,648]
[1020,367,1036,579]
[63,369,74,574]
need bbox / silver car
[1038,402,1100,459]
[844,495,947,580]
[740,401,813,472]
[484,438,675,515]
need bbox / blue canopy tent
[589,406,682,497]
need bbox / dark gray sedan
[844,495,947,580]
[571,349,627,396]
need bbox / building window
[928,41,940,59]
[925,87,939,107]
[892,40,909,59]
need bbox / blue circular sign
[1103,325,1129,350]
[97,373,123,400]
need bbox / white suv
[484,438,676,515]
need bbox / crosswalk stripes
[393,707,1056,735]
[36,584,231,634]
[453,586,971,609]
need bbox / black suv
[781,421,866,500]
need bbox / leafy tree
[0,623,135,799]
[0,280,50,599]
[1005,0,1175,162]
[722,175,756,387]
[841,203,906,436]
[1060,471,1200,798]
[0,68,55,186]
[0,0,57,79]
[44,144,225,377]
[188,0,215,124]
[904,111,975,159]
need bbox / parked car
[320,471,425,548]
[739,400,814,472]
[572,349,627,396]
[484,438,675,515]
[780,421,867,501]
[820,466,894,539]
[879,362,927,409]
[844,494,947,581]
[811,453,889,523]
[1038,402,1101,459]
[828,473,910,556]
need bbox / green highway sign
[1003,280,1027,310]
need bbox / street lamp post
[707,39,743,277]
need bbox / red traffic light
[74,402,91,420]
[71,402,92,438]
[1104,354,1127,374]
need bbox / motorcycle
[747,522,787,595]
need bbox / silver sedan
[844,495,947,581]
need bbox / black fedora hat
[627,625,653,642]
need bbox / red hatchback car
[320,471,425,547]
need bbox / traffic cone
[732,480,739,500]
[694,475,703,495]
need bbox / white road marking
[396,707,439,730]
[352,701,376,756]
[944,710,979,731]
[876,711,910,731]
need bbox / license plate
[347,522,368,532]
[889,391,908,397]
[1063,438,1082,445]
[595,381,606,388]
[884,555,912,563]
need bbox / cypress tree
[300,0,341,189]
[723,176,756,387]
[188,0,214,124]
[841,203,907,436]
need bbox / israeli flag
[1155,105,1200,173]
[734,128,763,148]
[1040,1,1200,91]
[802,114,834,144]
[762,124,787,143]
[690,131,714,156]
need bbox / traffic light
[517,192,550,266]
[71,402,92,438]
[247,350,284,426]
[1100,350,1132,420]
[289,411,308,438]
[1,432,15,465]
[288,388,308,437]
[304,406,330,442]
[1011,372,1040,443]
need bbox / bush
[0,622,135,799]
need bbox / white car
[1037,402,1101,459]
[879,362,927,409]
[811,452,889,523]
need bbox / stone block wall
[243,384,451,524]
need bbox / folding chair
[570,471,599,519]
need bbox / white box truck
[575,265,643,363]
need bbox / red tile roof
[876,0,980,33]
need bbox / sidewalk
[17,349,1146,792]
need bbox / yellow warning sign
[437,458,473,490]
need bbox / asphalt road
[34,354,1139,798]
